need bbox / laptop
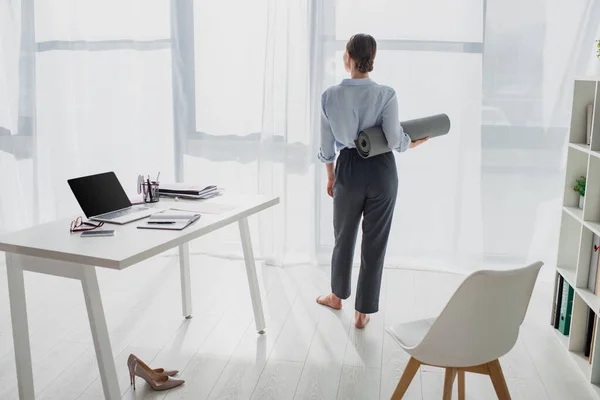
[68,172,156,224]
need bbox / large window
[193,0,268,136]
[6,0,176,223]
[3,0,598,269]
[317,1,485,266]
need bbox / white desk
[0,194,279,400]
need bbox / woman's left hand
[327,178,335,197]
[410,137,430,148]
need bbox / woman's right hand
[410,137,430,148]
[327,177,335,197]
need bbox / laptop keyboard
[100,207,150,220]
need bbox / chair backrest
[411,261,543,367]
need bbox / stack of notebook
[138,210,201,230]
[158,183,222,200]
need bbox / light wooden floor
[0,254,595,400]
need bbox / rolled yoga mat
[354,113,450,159]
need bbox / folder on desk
[137,210,201,231]
[158,183,222,199]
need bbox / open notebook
[137,209,201,231]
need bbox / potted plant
[574,176,586,209]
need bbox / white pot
[580,195,585,209]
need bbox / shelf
[563,147,589,209]
[585,221,600,237]
[555,79,600,397]
[557,267,600,312]
[558,266,577,288]
[564,206,584,222]
[551,329,595,383]
[578,288,600,313]
[571,143,592,154]
[591,384,600,398]
[553,326,570,350]
[573,351,593,380]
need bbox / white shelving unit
[554,78,600,397]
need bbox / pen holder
[140,181,160,203]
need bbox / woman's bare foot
[316,293,342,310]
[354,311,370,329]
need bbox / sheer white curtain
[180,0,318,265]
[2,0,600,274]
[316,0,484,271]
[0,0,318,267]
[315,0,600,274]
[0,0,175,235]
[0,0,28,234]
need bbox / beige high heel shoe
[127,354,179,377]
[127,354,185,391]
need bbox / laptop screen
[68,172,132,218]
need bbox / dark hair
[346,33,377,73]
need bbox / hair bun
[358,57,373,73]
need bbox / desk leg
[6,253,35,400]
[238,218,266,334]
[179,242,193,318]
[81,266,120,400]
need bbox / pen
[156,171,160,182]
[147,221,176,224]
[147,176,152,201]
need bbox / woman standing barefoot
[316,33,428,329]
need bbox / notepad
[137,210,201,230]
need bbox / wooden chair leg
[443,368,457,400]
[487,359,511,400]
[391,357,421,400]
[457,370,465,400]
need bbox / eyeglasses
[70,216,104,233]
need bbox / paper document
[137,209,201,230]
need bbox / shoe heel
[128,359,136,390]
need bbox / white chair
[386,261,543,400]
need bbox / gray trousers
[332,148,398,314]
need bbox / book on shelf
[591,317,598,364]
[554,275,564,329]
[588,103,594,145]
[596,255,600,296]
[589,234,600,293]
[558,281,574,335]
[585,307,595,358]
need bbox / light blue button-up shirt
[318,78,411,163]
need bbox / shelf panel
[579,288,600,313]
[591,384,600,399]
[558,266,577,288]
[553,326,570,351]
[564,147,590,208]
[585,221,600,237]
[569,80,597,145]
[592,150,600,160]
[571,143,592,154]
[565,206,584,222]
[557,267,600,312]
[573,351,593,381]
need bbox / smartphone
[81,230,115,237]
